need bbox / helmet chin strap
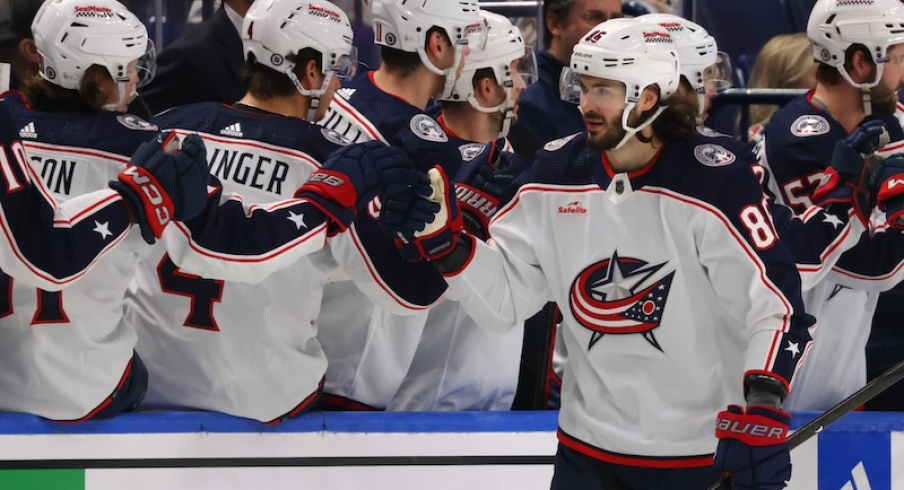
[102,80,133,112]
[418,45,463,99]
[861,84,873,117]
[695,90,707,125]
[287,68,334,121]
[614,102,666,150]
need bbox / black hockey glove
[812,120,888,220]
[453,139,526,240]
[295,140,427,236]
[390,165,464,262]
[869,153,904,229]
[110,131,209,245]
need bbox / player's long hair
[20,65,111,113]
[635,85,697,144]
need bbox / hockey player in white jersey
[314,0,491,410]
[0,0,211,422]
[381,18,814,490]
[388,11,537,411]
[121,0,381,423]
[753,0,904,412]
[0,100,207,292]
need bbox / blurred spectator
[746,32,817,141]
[139,0,253,115]
[0,0,45,90]
[507,0,622,161]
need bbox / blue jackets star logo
[569,251,675,351]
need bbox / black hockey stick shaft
[706,357,904,490]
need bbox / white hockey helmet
[371,0,489,98]
[808,0,904,88]
[31,0,154,104]
[439,11,538,138]
[561,17,680,149]
[242,0,356,119]
[636,13,731,118]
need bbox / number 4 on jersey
[158,254,224,331]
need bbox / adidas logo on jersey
[220,123,243,137]
[558,201,587,214]
[336,88,356,99]
[18,122,37,139]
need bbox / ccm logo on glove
[119,166,172,227]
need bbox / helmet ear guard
[563,18,681,149]
[242,0,357,120]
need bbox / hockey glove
[295,140,424,235]
[394,165,464,262]
[454,140,526,240]
[869,153,904,229]
[110,131,209,245]
[714,404,791,490]
[812,120,888,216]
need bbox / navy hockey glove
[296,141,424,235]
[812,120,888,216]
[714,404,791,490]
[454,140,526,240]
[394,165,464,262]
[869,153,904,228]
[110,131,209,245]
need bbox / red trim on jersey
[557,429,714,468]
[347,223,438,310]
[264,378,325,425]
[331,90,385,142]
[804,89,820,111]
[368,71,413,105]
[601,144,666,179]
[435,114,461,139]
[318,393,383,411]
[796,207,855,273]
[54,357,134,424]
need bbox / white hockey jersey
[444,131,815,465]
[0,93,155,421]
[123,103,346,422]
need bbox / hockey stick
[707,356,904,490]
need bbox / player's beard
[869,80,898,117]
[584,110,628,151]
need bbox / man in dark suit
[139,0,253,115]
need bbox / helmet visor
[560,69,626,109]
[514,46,538,87]
[703,51,732,93]
[332,46,358,81]
[135,39,157,88]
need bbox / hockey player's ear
[300,59,323,91]
[426,30,454,68]
[848,49,877,84]
[18,38,40,66]
[637,86,660,112]
[474,76,504,107]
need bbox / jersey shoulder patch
[408,114,448,142]
[544,132,580,151]
[117,114,158,131]
[696,125,728,138]
[458,142,485,161]
[320,127,351,146]
[790,114,830,137]
[693,143,735,167]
